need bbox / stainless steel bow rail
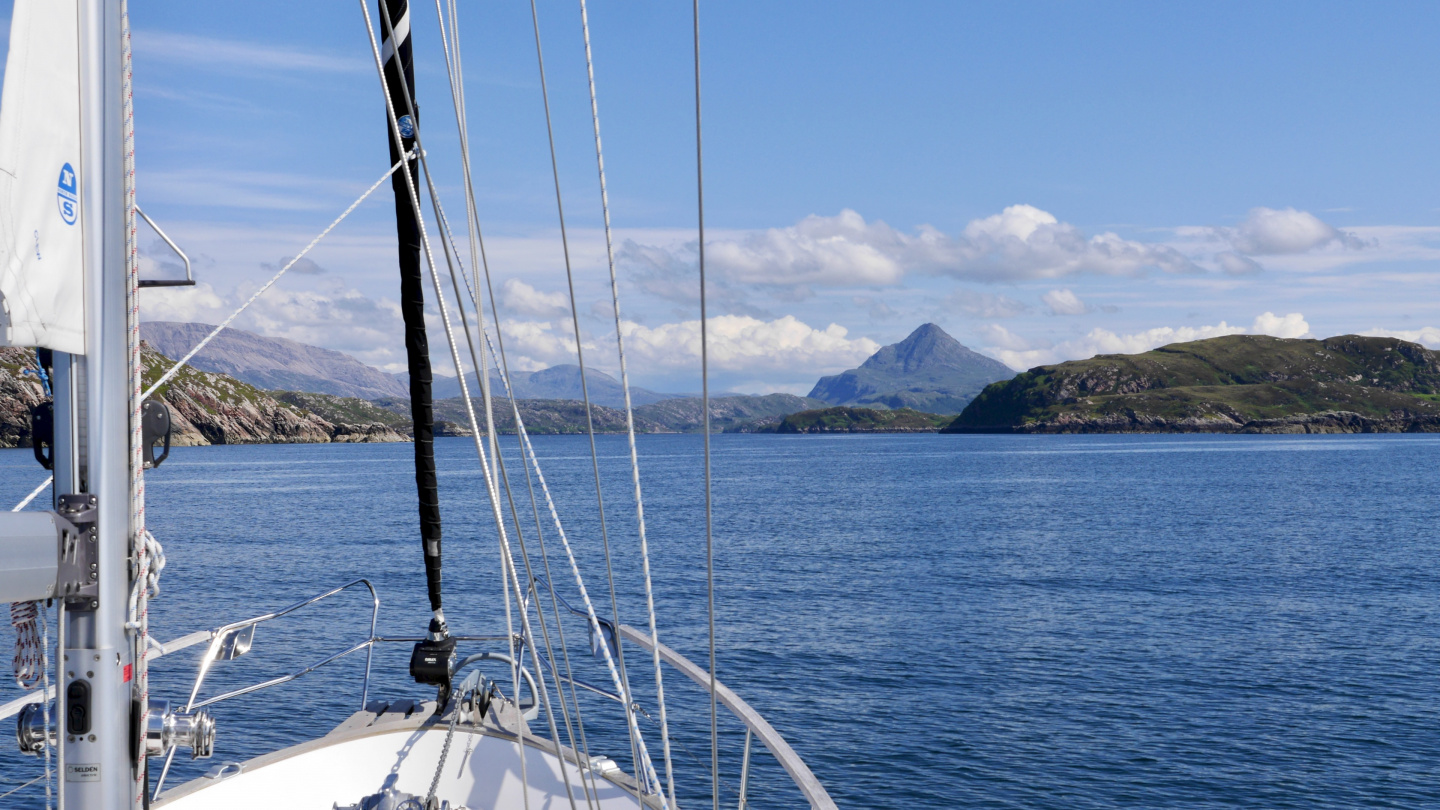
[617,625,840,810]
[6,579,837,808]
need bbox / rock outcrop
[0,344,408,447]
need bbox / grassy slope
[274,391,411,429]
[947,335,1440,432]
[774,407,950,433]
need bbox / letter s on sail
[56,163,77,225]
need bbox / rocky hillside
[809,323,1015,413]
[0,344,406,448]
[768,407,949,434]
[0,348,47,448]
[634,394,825,432]
[142,322,408,400]
[945,334,1440,434]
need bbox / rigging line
[140,154,411,401]
[358,8,533,809]
[575,1,677,804]
[0,774,45,801]
[693,1,720,809]
[431,0,500,489]
[457,202,608,807]
[423,6,602,796]
[390,39,590,810]
[12,477,53,512]
[367,10,589,810]
[425,172,598,810]
[413,15,660,784]
[525,0,648,799]
[465,286,667,803]
[428,193,600,810]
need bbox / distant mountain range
[405,366,682,409]
[808,323,1015,414]
[141,322,408,400]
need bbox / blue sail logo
[56,163,78,225]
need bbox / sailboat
[0,1,839,808]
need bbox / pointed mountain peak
[861,323,989,374]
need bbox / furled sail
[0,0,85,354]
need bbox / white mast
[54,0,136,806]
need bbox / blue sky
[7,1,1440,394]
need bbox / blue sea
[3,433,1440,808]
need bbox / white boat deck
[155,697,655,810]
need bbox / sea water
[2,433,1439,808]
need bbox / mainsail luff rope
[122,3,150,806]
[574,0,678,803]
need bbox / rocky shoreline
[0,345,408,449]
[949,408,1440,434]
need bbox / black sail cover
[382,0,445,622]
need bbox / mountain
[141,322,408,400]
[0,344,406,448]
[808,323,1015,414]
[414,365,682,408]
[944,334,1440,434]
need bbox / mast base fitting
[144,699,215,759]
[410,635,456,710]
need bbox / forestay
[0,0,86,354]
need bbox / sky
[7,1,1440,394]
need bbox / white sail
[0,0,85,354]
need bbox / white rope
[575,2,677,804]
[11,477,52,512]
[140,154,412,400]
[122,5,151,804]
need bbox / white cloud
[1250,311,1311,339]
[140,279,408,369]
[975,323,1032,352]
[623,206,1200,293]
[620,315,880,373]
[1361,326,1440,348]
[1041,289,1090,316]
[949,289,1029,318]
[697,210,904,287]
[1215,251,1262,276]
[133,30,368,75]
[1225,207,1362,255]
[501,278,571,318]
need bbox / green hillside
[945,334,1440,434]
